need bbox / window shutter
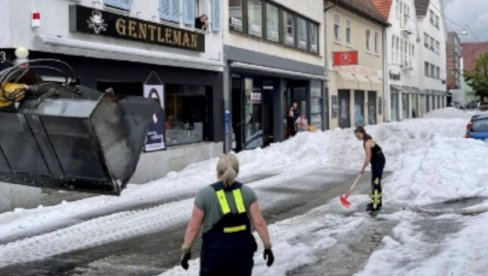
[211,0,221,32]
[171,0,181,22]
[160,0,172,21]
[104,0,133,11]
[183,0,195,26]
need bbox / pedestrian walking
[354,126,386,212]
[180,153,274,275]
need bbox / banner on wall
[333,51,358,66]
[143,82,166,152]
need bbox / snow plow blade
[0,89,159,195]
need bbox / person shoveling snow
[340,127,386,214]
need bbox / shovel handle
[345,174,362,196]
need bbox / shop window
[229,0,243,32]
[365,28,371,50]
[247,0,262,37]
[345,19,352,44]
[165,84,209,146]
[333,14,340,41]
[297,17,307,50]
[310,80,323,129]
[266,3,279,42]
[310,23,318,53]
[284,11,295,46]
[374,31,379,53]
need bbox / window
[435,15,439,28]
[396,36,399,62]
[284,11,295,46]
[229,0,243,32]
[430,64,435,77]
[424,33,429,47]
[265,3,279,42]
[374,32,379,53]
[425,62,429,77]
[346,19,352,44]
[430,37,435,50]
[412,44,415,57]
[395,0,399,18]
[247,0,262,37]
[365,28,371,50]
[297,17,307,50]
[436,67,440,79]
[334,14,340,41]
[310,23,318,53]
[183,0,196,27]
[104,0,133,11]
[429,10,434,24]
[165,84,209,146]
[400,39,404,64]
[435,41,440,53]
[391,35,396,62]
[160,0,181,23]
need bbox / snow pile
[358,211,488,276]
[423,107,472,120]
[385,136,488,206]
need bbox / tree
[464,52,488,104]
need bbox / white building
[414,0,447,114]
[372,0,447,121]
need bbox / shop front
[330,65,384,129]
[225,47,326,151]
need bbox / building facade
[224,0,327,151]
[0,0,226,182]
[414,0,447,114]
[460,42,488,105]
[325,0,388,129]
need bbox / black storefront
[225,47,327,151]
[1,5,225,148]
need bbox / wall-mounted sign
[333,51,358,66]
[334,65,382,78]
[389,71,401,80]
[69,5,205,52]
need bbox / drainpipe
[383,26,389,122]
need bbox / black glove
[180,251,191,270]
[263,248,274,267]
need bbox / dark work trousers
[370,154,385,210]
[200,232,257,276]
[287,117,296,138]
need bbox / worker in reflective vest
[181,154,274,275]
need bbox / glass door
[244,78,263,149]
[354,90,365,127]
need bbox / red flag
[333,51,358,66]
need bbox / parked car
[465,111,488,141]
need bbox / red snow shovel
[340,174,362,208]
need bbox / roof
[461,42,488,71]
[414,0,430,16]
[370,0,393,19]
[327,0,389,26]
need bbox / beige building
[325,0,389,129]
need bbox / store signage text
[69,5,205,52]
[333,51,358,66]
[334,65,382,78]
[389,71,401,80]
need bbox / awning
[231,61,327,80]
[354,74,371,90]
[390,84,402,93]
[367,76,382,91]
[337,71,357,88]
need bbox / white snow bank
[423,107,473,119]
[0,108,473,243]
[357,211,488,276]
[385,136,488,206]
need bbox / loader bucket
[0,86,160,195]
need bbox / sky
[443,0,488,42]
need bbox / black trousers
[370,154,385,210]
[200,232,257,276]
